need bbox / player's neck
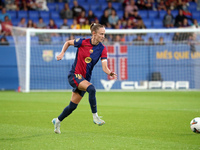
[91,38,99,45]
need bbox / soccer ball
[190,117,200,133]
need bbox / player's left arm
[101,59,117,79]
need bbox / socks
[86,84,97,113]
[58,101,78,121]
[93,113,98,119]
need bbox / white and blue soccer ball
[190,117,200,133]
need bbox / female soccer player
[52,23,117,134]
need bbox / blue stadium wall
[1,44,200,90]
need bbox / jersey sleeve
[101,46,107,60]
[74,38,84,48]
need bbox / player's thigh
[78,80,91,91]
[71,92,83,104]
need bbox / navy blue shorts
[68,73,86,97]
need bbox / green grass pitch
[0,91,200,150]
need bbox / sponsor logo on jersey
[85,57,92,63]
[42,50,53,62]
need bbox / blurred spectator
[5,0,18,11]
[77,11,87,26]
[108,10,119,27]
[60,3,73,19]
[0,36,9,45]
[114,20,124,29]
[188,35,196,53]
[15,0,27,10]
[123,11,129,21]
[114,34,125,42]
[182,18,190,27]
[145,0,153,10]
[71,0,85,18]
[102,37,110,45]
[47,19,58,36]
[157,36,166,45]
[131,9,142,24]
[104,1,116,16]
[165,0,177,10]
[71,19,81,29]
[94,18,99,24]
[174,9,186,27]
[47,19,57,29]
[136,0,146,10]
[125,0,138,16]
[1,16,12,36]
[36,17,47,28]
[146,37,154,45]
[133,34,145,45]
[122,0,129,10]
[18,17,26,27]
[100,10,109,27]
[38,32,51,45]
[106,23,112,29]
[163,9,174,28]
[191,19,199,28]
[35,0,49,11]
[136,19,146,29]
[26,0,38,10]
[0,21,2,35]
[0,1,5,10]
[65,34,75,42]
[198,0,200,11]
[157,0,167,11]
[87,10,97,24]
[173,32,189,42]
[0,8,11,22]
[60,18,70,29]
[81,19,90,29]
[27,19,36,28]
[125,18,134,29]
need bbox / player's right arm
[57,40,75,61]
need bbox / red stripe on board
[108,58,116,80]
[119,58,128,80]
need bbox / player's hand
[57,53,64,61]
[109,71,117,79]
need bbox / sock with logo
[86,84,97,113]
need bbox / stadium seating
[143,19,153,28]
[50,11,60,20]
[138,10,148,19]
[28,11,39,20]
[7,11,17,19]
[153,19,164,28]
[192,10,200,19]
[40,11,50,20]
[18,11,28,19]
[148,11,158,19]
[188,2,197,11]
[159,10,166,19]
[47,3,57,11]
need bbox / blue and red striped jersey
[69,38,107,81]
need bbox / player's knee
[86,84,96,94]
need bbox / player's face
[95,27,105,42]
